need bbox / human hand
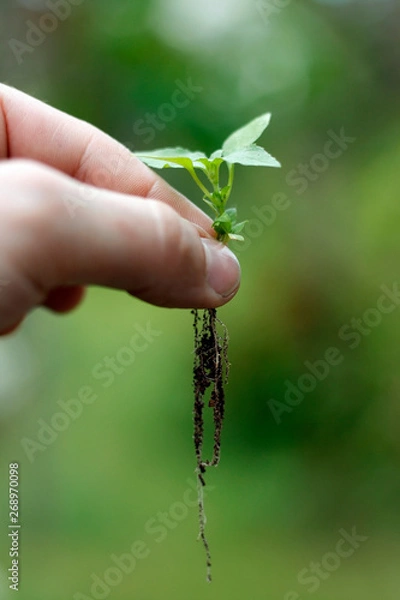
[0,85,240,335]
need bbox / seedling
[135,113,280,581]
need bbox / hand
[0,85,240,335]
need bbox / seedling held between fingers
[135,113,280,581]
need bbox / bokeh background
[1,0,400,598]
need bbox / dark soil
[191,307,230,582]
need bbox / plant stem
[225,163,235,204]
[187,167,213,200]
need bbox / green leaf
[212,207,245,239]
[209,149,223,161]
[228,233,245,242]
[231,220,247,234]
[212,210,235,236]
[223,144,281,168]
[213,213,232,227]
[197,158,213,170]
[225,207,238,220]
[135,147,207,170]
[222,113,271,154]
[220,185,231,198]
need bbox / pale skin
[0,85,241,335]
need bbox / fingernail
[201,238,241,298]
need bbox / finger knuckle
[0,160,67,273]
[0,159,63,218]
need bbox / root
[192,308,229,582]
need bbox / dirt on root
[191,307,229,582]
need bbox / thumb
[0,161,241,329]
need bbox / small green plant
[136,112,280,243]
[135,113,280,581]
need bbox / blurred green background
[1,0,400,598]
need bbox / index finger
[0,84,213,232]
